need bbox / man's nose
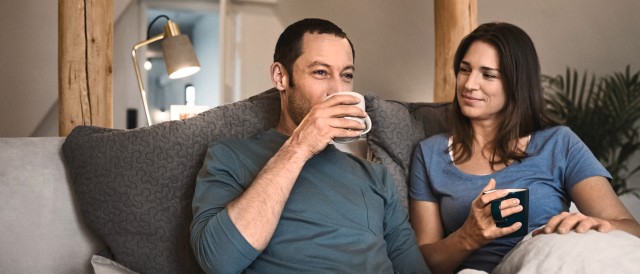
[329,76,351,93]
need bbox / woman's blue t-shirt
[409,126,611,272]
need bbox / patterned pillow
[365,94,451,207]
[62,89,281,273]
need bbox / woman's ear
[271,62,289,91]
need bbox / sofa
[1,89,640,274]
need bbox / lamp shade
[132,17,201,126]
[162,34,201,79]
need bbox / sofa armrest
[0,137,104,273]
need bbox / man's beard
[286,87,311,126]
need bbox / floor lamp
[132,15,200,126]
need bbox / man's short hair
[273,18,355,87]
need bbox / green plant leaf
[544,66,640,197]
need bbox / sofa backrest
[365,95,451,207]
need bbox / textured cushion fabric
[365,94,450,207]
[493,230,640,274]
[62,89,281,274]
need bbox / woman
[409,22,640,273]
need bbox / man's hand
[287,94,367,157]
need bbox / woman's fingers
[536,212,613,236]
[556,213,585,233]
[595,220,613,233]
[543,212,571,233]
[494,198,522,219]
[496,222,523,237]
[484,178,496,191]
[574,218,596,233]
[475,179,504,208]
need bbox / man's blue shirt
[192,129,429,273]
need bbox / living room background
[2,0,640,193]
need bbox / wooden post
[433,0,477,102]
[58,0,113,136]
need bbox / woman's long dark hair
[449,22,556,169]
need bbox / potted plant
[543,66,640,197]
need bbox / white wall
[479,1,640,78]
[113,0,146,129]
[0,0,58,137]
[227,0,435,102]
[229,4,283,102]
[269,0,435,102]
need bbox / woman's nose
[464,73,479,91]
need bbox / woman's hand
[457,179,524,250]
[532,211,613,236]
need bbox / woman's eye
[342,73,354,80]
[459,67,471,74]
[483,73,498,79]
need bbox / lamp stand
[132,35,163,126]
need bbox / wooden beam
[58,0,113,136]
[433,0,477,102]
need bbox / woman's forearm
[419,229,477,274]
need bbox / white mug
[325,91,372,143]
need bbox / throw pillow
[365,94,450,207]
[63,89,281,273]
[92,255,140,274]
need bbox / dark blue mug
[484,188,529,238]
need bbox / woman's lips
[461,94,483,102]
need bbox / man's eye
[342,73,354,80]
[313,70,328,76]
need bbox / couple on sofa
[189,18,640,274]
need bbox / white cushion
[91,255,139,274]
[493,230,640,274]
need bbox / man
[190,18,429,274]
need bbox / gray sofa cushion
[62,89,281,274]
[365,94,451,207]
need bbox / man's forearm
[226,139,313,250]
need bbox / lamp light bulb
[144,60,153,71]
[185,85,196,106]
